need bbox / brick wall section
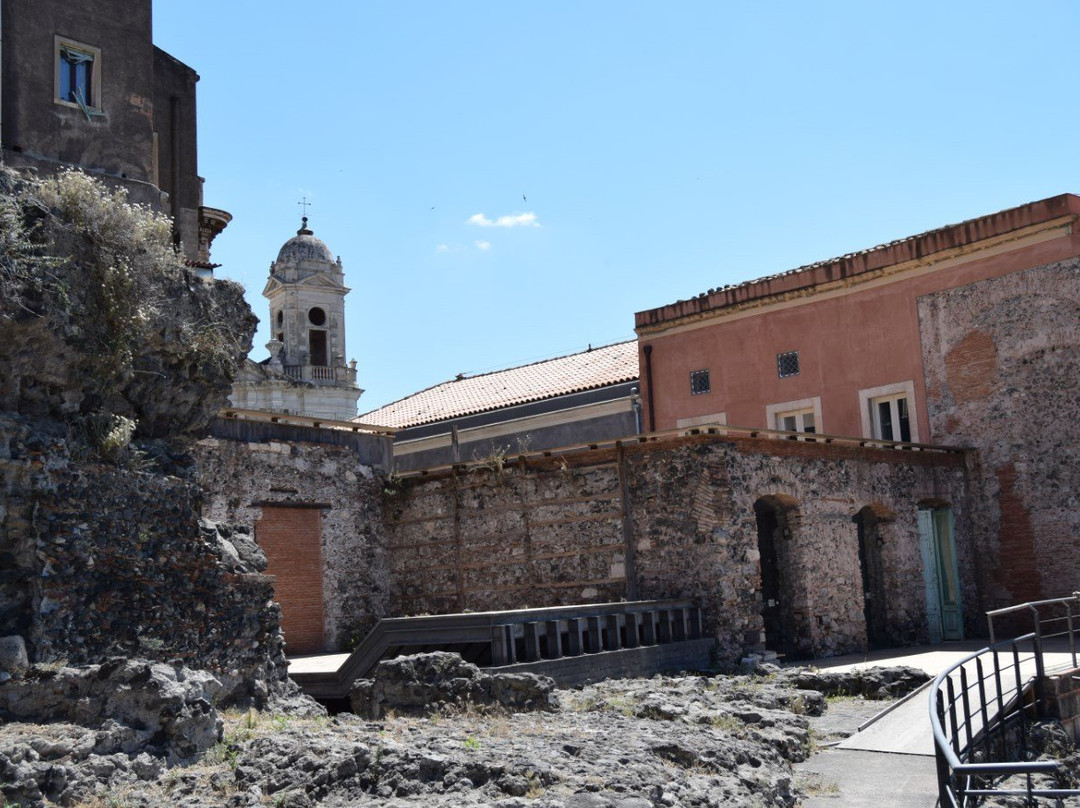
[256,507,325,655]
[194,437,389,651]
[919,258,1080,612]
[389,433,973,664]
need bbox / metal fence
[930,595,1080,806]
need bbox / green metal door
[918,506,964,643]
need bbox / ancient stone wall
[387,433,973,663]
[0,414,288,704]
[918,257,1080,613]
[194,436,389,652]
[386,454,628,616]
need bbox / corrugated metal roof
[358,340,639,429]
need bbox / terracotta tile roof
[358,340,639,429]
[636,193,1080,330]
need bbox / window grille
[777,351,800,379]
[690,369,711,395]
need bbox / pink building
[635,194,1080,610]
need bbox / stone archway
[854,505,892,649]
[754,495,800,657]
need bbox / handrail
[930,595,1080,806]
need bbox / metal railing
[930,595,1080,806]
[282,363,358,386]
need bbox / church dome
[275,218,335,265]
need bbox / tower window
[55,38,101,112]
[308,307,326,326]
[309,330,327,366]
[275,310,284,328]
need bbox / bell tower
[263,216,352,371]
[230,216,361,421]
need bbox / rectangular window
[859,381,920,443]
[871,394,911,442]
[777,350,800,378]
[690,369,711,395]
[778,410,816,435]
[765,397,822,441]
[308,330,327,366]
[55,37,102,114]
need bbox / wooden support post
[504,625,517,664]
[545,619,563,658]
[642,611,657,645]
[452,470,466,611]
[524,622,541,662]
[672,607,687,641]
[616,442,639,601]
[491,625,510,666]
[587,615,604,652]
[566,618,584,656]
[657,610,672,643]
[688,607,702,640]
[624,612,640,648]
[605,615,622,650]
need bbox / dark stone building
[0,0,229,271]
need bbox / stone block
[0,636,28,679]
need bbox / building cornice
[636,214,1076,340]
[636,194,1080,336]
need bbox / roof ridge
[356,338,637,420]
[454,338,636,383]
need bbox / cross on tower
[297,196,312,218]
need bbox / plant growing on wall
[0,167,256,442]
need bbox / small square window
[690,369,710,395]
[777,351,800,379]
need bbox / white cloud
[436,244,449,252]
[466,212,540,228]
[475,240,491,251]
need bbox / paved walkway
[287,652,350,675]
[793,640,1079,806]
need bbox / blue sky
[153,2,1080,414]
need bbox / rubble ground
[0,661,933,808]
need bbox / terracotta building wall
[918,257,1080,609]
[637,221,1080,441]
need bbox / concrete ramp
[837,683,935,755]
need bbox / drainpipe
[1,0,5,161]
[170,95,180,219]
[643,344,656,432]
